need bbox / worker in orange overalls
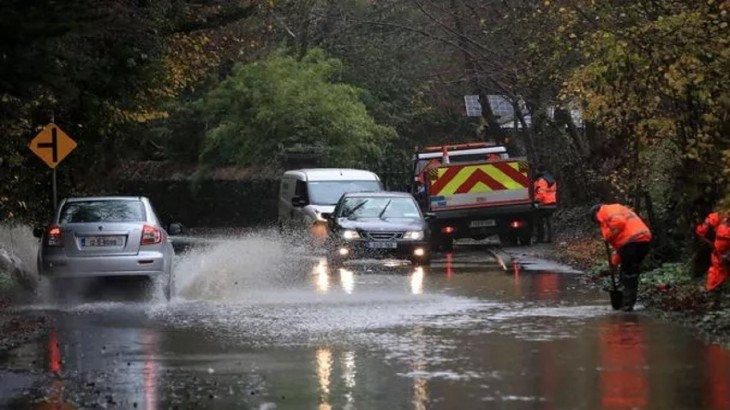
[534,169,557,243]
[695,211,729,292]
[591,204,653,311]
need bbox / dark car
[325,192,431,265]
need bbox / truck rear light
[141,225,162,245]
[509,220,525,229]
[441,226,455,235]
[46,225,63,247]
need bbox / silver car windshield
[60,200,146,223]
[308,181,382,205]
[340,197,420,219]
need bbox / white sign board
[464,95,482,117]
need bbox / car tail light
[46,225,63,247]
[441,226,455,235]
[509,220,525,229]
[141,225,162,245]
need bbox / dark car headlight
[403,231,425,240]
[342,229,361,240]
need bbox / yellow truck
[412,143,534,250]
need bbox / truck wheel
[440,237,454,252]
[518,230,532,246]
[499,232,518,247]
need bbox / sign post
[28,123,77,210]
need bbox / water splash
[0,224,39,291]
[172,230,311,300]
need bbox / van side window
[295,180,309,203]
[280,180,291,198]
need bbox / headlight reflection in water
[410,267,425,295]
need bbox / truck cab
[412,143,534,249]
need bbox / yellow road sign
[28,123,77,168]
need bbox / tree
[0,0,171,221]
[558,0,729,253]
[197,49,396,167]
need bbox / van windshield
[308,181,382,205]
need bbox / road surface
[1,235,728,409]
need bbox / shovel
[604,242,624,310]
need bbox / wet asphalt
[0,237,729,409]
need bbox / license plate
[470,219,496,228]
[366,241,397,249]
[81,236,125,247]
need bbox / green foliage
[640,262,730,340]
[197,49,396,167]
[0,0,173,222]
[559,0,729,228]
[642,263,694,287]
[640,263,707,312]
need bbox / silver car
[36,196,178,300]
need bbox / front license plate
[81,236,125,247]
[366,241,397,249]
[470,219,496,228]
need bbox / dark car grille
[365,231,404,241]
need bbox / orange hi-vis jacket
[534,178,557,205]
[596,204,652,251]
[696,212,730,252]
[695,212,730,291]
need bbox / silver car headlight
[403,231,424,240]
[342,229,361,240]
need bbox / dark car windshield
[60,200,146,223]
[308,181,382,205]
[339,197,421,219]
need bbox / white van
[278,168,383,228]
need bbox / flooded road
[1,237,729,409]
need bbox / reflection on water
[40,325,161,409]
[339,269,355,294]
[599,319,648,409]
[513,263,523,298]
[535,272,560,301]
[538,343,557,410]
[706,344,730,409]
[310,258,427,297]
[315,347,359,410]
[314,259,330,293]
[48,330,61,376]
[43,330,67,410]
[141,329,159,410]
[444,252,454,279]
[410,326,429,410]
[342,351,356,409]
[7,250,729,410]
[316,347,333,410]
[410,267,425,295]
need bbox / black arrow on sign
[37,126,58,163]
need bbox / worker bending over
[591,203,653,311]
[695,211,729,292]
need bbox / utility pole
[50,111,57,211]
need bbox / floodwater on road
[1,235,729,409]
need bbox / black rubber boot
[621,276,639,311]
